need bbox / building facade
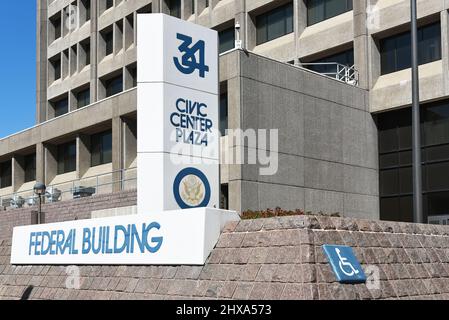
[0,0,448,223]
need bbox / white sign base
[10,208,240,266]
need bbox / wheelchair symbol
[335,248,360,277]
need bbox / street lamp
[33,182,46,225]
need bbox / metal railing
[300,62,359,86]
[0,167,137,210]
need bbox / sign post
[137,14,220,213]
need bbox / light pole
[33,182,46,225]
[411,0,424,223]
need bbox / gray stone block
[304,158,344,192]
[303,100,343,163]
[304,188,344,215]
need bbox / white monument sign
[137,14,220,212]
[10,14,239,266]
[11,208,239,265]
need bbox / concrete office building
[0,0,448,223]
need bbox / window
[191,0,195,14]
[51,14,62,40]
[24,154,36,183]
[104,30,113,56]
[81,40,90,66]
[57,141,76,174]
[127,66,137,88]
[77,89,90,108]
[256,2,293,45]
[91,130,112,167]
[220,92,228,136]
[220,184,229,210]
[307,0,353,26]
[168,0,181,18]
[380,22,441,75]
[305,49,354,74]
[378,100,449,222]
[105,75,123,97]
[106,0,114,10]
[52,57,61,81]
[137,4,152,14]
[82,0,91,21]
[219,27,235,53]
[0,161,12,189]
[54,98,69,117]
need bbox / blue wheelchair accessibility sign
[322,245,367,284]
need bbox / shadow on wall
[21,285,34,300]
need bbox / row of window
[50,38,90,83]
[167,1,352,46]
[49,0,91,43]
[3,83,229,188]
[57,130,112,174]
[378,100,449,222]
[0,154,36,189]
[0,130,113,189]
[52,86,90,118]
[49,0,354,51]
[50,64,136,119]
[380,22,441,75]
[168,0,213,18]
[303,21,442,76]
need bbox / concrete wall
[225,51,379,219]
[1,214,449,300]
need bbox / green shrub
[241,207,340,220]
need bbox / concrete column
[353,0,370,90]
[295,0,307,65]
[76,134,91,179]
[123,118,137,168]
[12,156,25,192]
[124,65,134,90]
[211,0,220,8]
[441,10,449,95]
[152,0,162,13]
[160,0,169,14]
[62,49,69,80]
[44,144,58,185]
[181,0,187,20]
[226,65,242,212]
[112,117,124,192]
[69,91,77,112]
[368,35,381,93]
[47,101,55,120]
[113,21,124,55]
[90,0,98,103]
[234,0,247,49]
[228,180,241,212]
[124,13,134,50]
[36,0,48,123]
[36,143,45,184]
[197,0,208,13]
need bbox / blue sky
[0,2,36,139]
